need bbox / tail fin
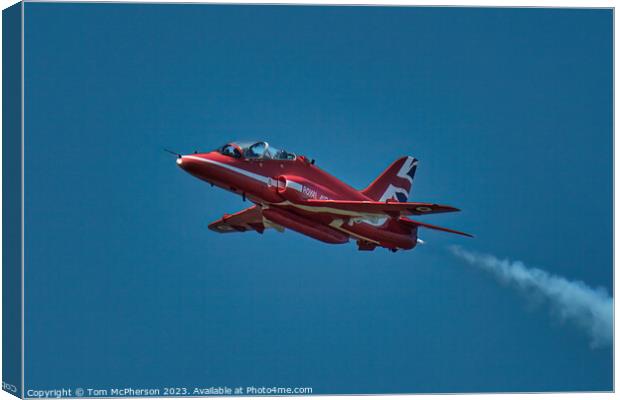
[362,156,418,202]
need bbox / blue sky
[24,4,611,393]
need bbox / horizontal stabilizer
[300,199,460,217]
[400,217,473,238]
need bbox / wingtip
[432,204,460,212]
[449,229,474,238]
[440,205,461,213]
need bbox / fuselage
[177,149,417,250]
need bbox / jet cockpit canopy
[217,141,296,160]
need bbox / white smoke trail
[449,246,613,348]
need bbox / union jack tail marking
[361,156,418,202]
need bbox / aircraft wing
[299,199,460,217]
[399,217,473,238]
[208,205,267,234]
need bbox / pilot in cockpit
[246,142,268,159]
[217,141,296,161]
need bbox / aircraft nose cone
[175,155,203,175]
[176,155,196,170]
[176,155,192,172]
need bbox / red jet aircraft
[173,141,472,252]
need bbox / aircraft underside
[209,202,419,252]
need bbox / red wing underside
[208,205,266,234]
[298,199,460,217]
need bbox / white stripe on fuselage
[182,155,270,184]
[185,156,391,228]
[329,219,381,244]
[274,200,386,219]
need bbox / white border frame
[0,2,615,400]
